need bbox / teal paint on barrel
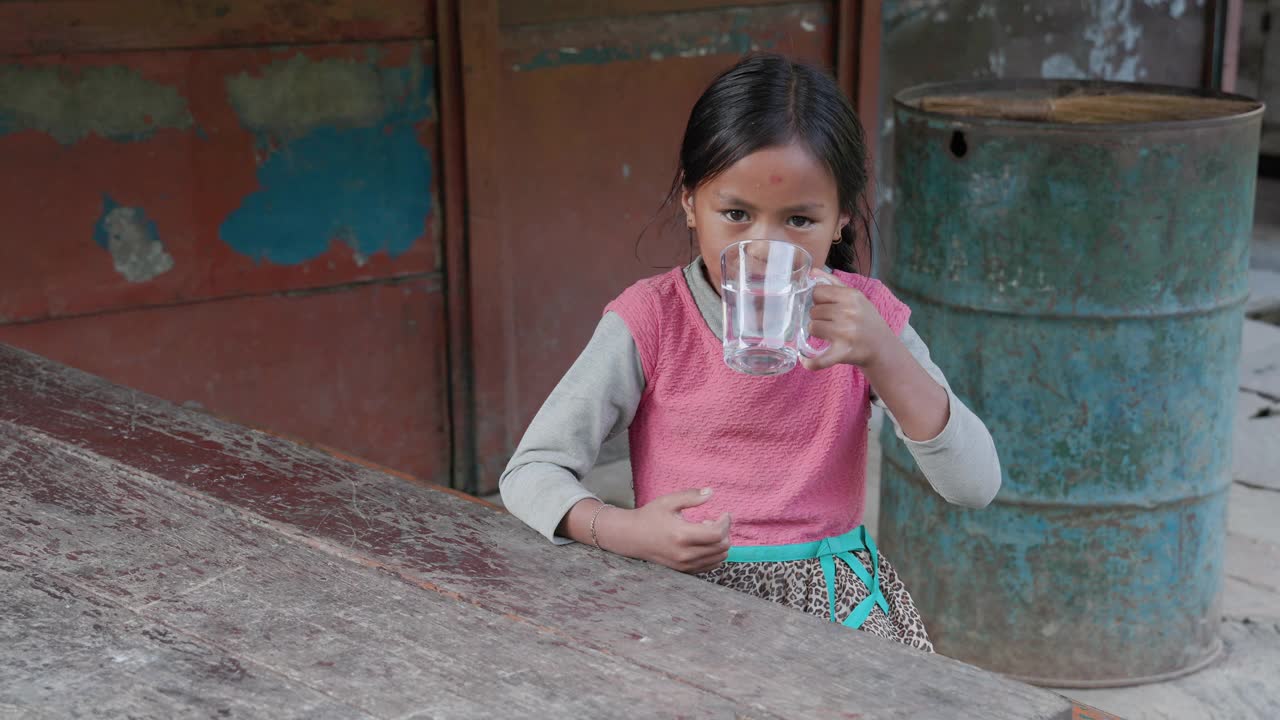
[880,80,1263,687]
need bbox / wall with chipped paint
[875,0,1218,278]
[0,64,194,143]
[0,0,871,494]
[0,3,449,484]
[221,54,436,266]
[0,42,440,321]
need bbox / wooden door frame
[1206,0,1245,90]
[436,0,470,492]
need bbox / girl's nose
[752,222,785,240]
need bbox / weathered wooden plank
[1224,575,1280,626]
[0,427,755,718]
[1229,483,1280,547]
[0,559,372,719]
[1226,532,1280,600]
[0,428,278,609]
[0,1,433,57]
[0,343,1079,719]
[147,555,756,718]
[1234,390,1280,491]
[1247,269,1280,315]
[1240,318,1280,400]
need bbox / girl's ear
[681,188,696,228]
[836,210,851,239]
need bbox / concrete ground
[489,176,1280,719]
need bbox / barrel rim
[894,78,1264,132]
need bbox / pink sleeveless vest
[605,267,910,546]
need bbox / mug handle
[798,271,836,359]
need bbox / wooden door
[452,0,880,492]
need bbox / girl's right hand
[604,489,732,574]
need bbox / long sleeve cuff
[500,462,599,545]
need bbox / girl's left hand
[801,270,896,372]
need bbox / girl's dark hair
[664,52,873,273]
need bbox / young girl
[500,54,1001,652]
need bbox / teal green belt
[725,525,888,630]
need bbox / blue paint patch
[95,195,121,248]
[220,123,431,265]
[219,63,433,265]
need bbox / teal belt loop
[820,555,839,623]
[864,528,890,616]
[725,525,889,630]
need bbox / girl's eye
[723,209,749,223]
[788,216,815,228]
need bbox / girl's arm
[500,313,732,572]
[499,312,643,543]
[860,328,949,441]
[802,278,1001,509]
[870,325,1002,508]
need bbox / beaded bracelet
[589,502,613,550]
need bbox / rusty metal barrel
[879,80,1263,687]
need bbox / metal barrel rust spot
[880,79,1263,687]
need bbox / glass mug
[720,239,832,376]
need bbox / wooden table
[0,344,1095,719]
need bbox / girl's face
[682,141,850,292]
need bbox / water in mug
[722,280,813,375]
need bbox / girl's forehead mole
[769,174,784,184]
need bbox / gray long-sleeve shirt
[501,259,1002,544]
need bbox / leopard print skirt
[697,547,934,652]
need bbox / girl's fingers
[811,268,841,284]
[679,514,730,570]
[809,320,864,352]
[685,514,730,547]
[682,509,730,541]
[808,304,835,322]
[655,487,715,513]
[687,538,731,557]
[801,334,848,371]
[811,285,846,305]
[809,303,857,322]
[813,283,865,305]
[801,352,843,372]
[807,319,840,341]
[686,548,730,572]
[679,522,726,547]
